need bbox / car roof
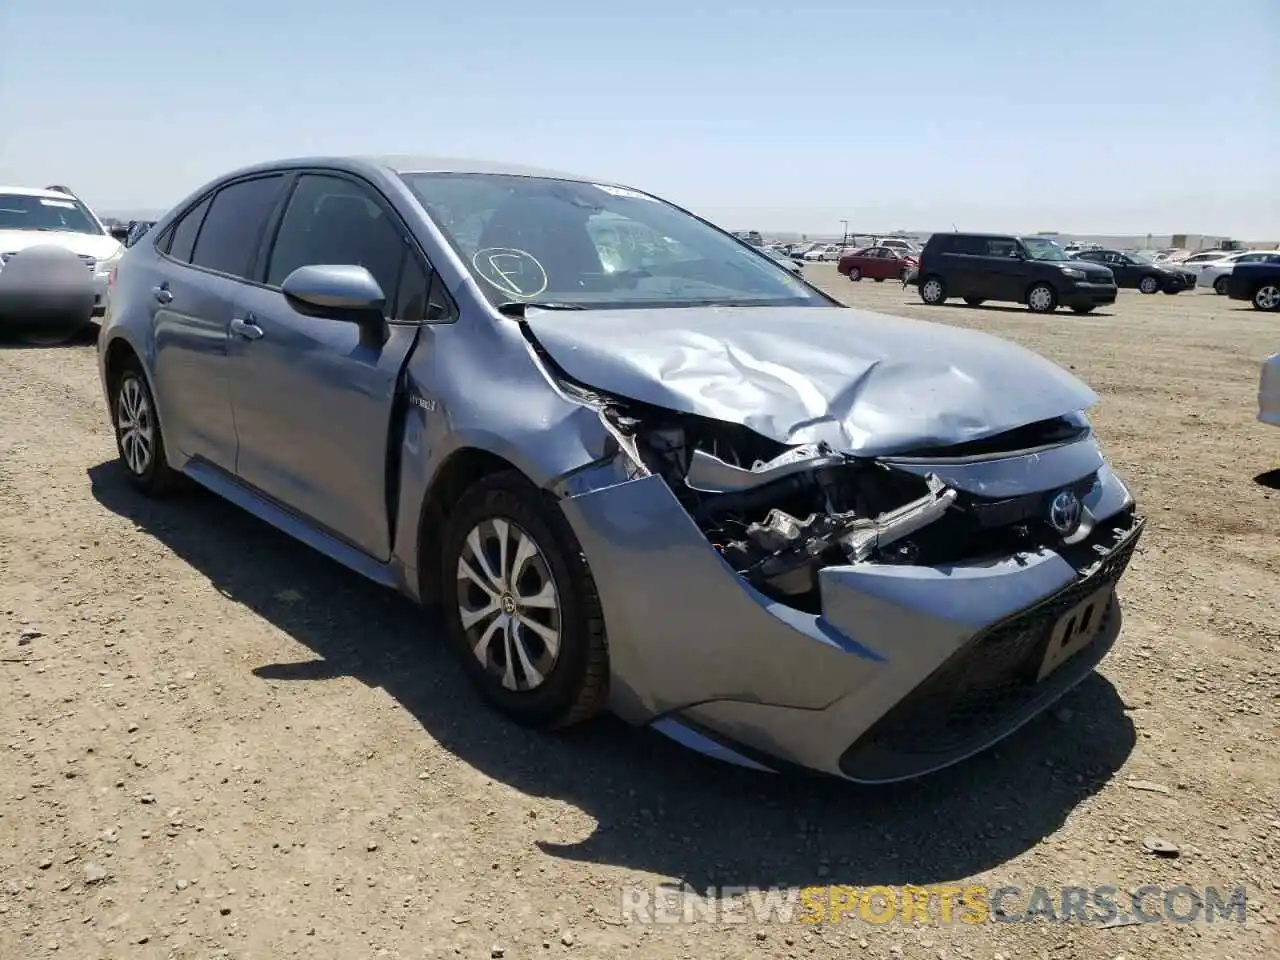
[213,154,627,189]
[0,184,78,200]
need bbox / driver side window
[266,174,406,305]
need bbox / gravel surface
[1,269,1276,959]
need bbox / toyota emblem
[1047,489,1083,536]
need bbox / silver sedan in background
[97,155,1143,783]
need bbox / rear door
[226,171,441,561]
[938,235,986,296]
[149,175,287,470]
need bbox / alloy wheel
[1255,285,1280,311]
[1139,277,1159,294]
[116,376,155,477]
[456,517,562,692]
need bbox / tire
[1252,284,1280,312]
[1138,275,1160,294]
[111,360,180,496]
[441,470,609,729]
[963,296,985,307]
[872,277,884,283]
[919,275,946,305]
[1071,305,1096,314]
[1214,276,1229,296]
[848,266,861,281]
[1027,282,1058,314]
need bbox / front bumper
[1062,281,1118,309]
[558,445,1141,782]
[0,248,99,325]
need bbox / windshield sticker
[40,199,76,209]
[593,184,656,201]
[472,248,549,299]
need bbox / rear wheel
[1027,283,1058,313]
[112,360,180,497]
[919,276,946,305]
[441,471,609,729]
[1214,275,1229,296]
[1138,275,1160,294]
[847,266,861,281]
[1252,284,1280,312]
[963,296,985,307]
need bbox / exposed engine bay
[594,402,967,605]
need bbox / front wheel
[919,276,946,305]
[1253,284,1280,312]
[441,471,609,729]
[112,361,180,496]
[847,267,861,281]
[872,277,884,282]
[1138,276,1160,294]
[1214,276,1229,296]
[1027,283,1058,313]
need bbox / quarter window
[265,174,406,302]
[190,176,286,279]
[165,197,211,263]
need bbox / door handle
[230,316,265,340]
[152,284,173,304]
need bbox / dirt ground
[2,268,1277,960]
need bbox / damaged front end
[532,331,1143,781]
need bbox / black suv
[917,233,1117,314]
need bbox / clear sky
[1,0,1276,237]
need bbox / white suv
[0,185,123,322]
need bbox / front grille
[844,513,1143,760]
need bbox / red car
[837,245,919,282]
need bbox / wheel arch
[414,446,529,605]
[1024,278,1058,304]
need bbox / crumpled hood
[0,229,121,261]
[526,305,1097,456]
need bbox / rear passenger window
[190,176,286,279]
[985,238,1019,258]
[951,236,988,256]
[165,197,211,263]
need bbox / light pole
[840,220,848,247]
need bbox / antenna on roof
[952,223,957,232]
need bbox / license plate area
[1037,585,1113,681]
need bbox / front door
[226,172,427,561]
[983,237,1031,300]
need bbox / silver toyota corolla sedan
[97,155,1145,783]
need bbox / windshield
[1125,251,1153,263]
[401,173,828,310]
[1021,236,1069,261]
[0,193,103,235]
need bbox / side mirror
[109,225,130,243]
[281,264,388,344]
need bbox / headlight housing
[1059,266,1086,279]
